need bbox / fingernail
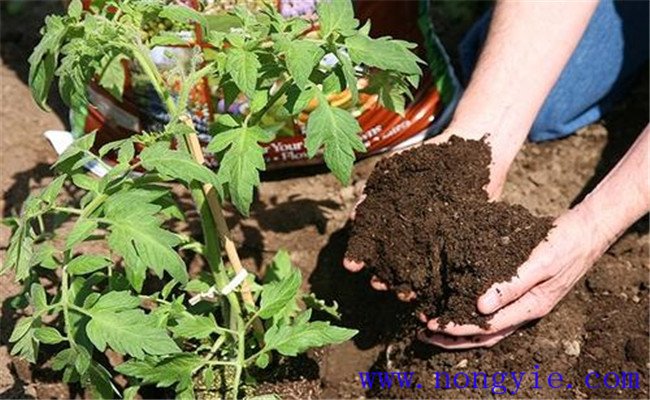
[480,290,500,314]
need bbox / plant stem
[249,78,293,126]
[232,330,246,400]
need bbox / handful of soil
[346,137,553,327]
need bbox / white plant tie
[188,269,249,306]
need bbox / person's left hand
[419,204,609,349]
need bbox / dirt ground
[1,2,648,399]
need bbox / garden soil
[1,3,648,399]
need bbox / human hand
[418,204,609,349]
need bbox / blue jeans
[458,0,649,142]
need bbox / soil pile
[347,137,554,327]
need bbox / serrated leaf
[66,219,98,249]
[303,293,341,319]
[52,348,75,371]
[30,283,47,312]
[285,41,325,89]
[250,89,268,114]
[184,278,211,293]
[9,317,34,343]
[99,54,126,101]
[75,346,91,375]
[305,101,365,184]
[336,50,358,103]
[28,15,67,110]
[86,309,180,358]
[30,244,58,270]
[345,34,422,75]
[226,48,260,98]
[259,269,301,319]
[123,386,140,400]
[88,291,141,313]
[67,254,111,275]
[170,314,217,339]
[86,361,120,399]
[284,85,315,115]
[41,175,66,204]
[115,354,205,388]
[34,327,65,344]
[68,0,82,19]
[139,143,222,192]
[160,5,208,31]
[317,0,358,38]
[150,32,187,46]
[5,224,35,281]
[265,321,357,356]
[54,132,95,169]
[264,249,292,283]
[207,126,271,215]
[71,173,99,193]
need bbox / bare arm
[437,0,599,197]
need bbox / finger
[427,319,484,336]
[478,256,551,314]
[418,312,428,323]
[433,290,547,336]
[418,324,521,350]
[343,258,365,272]
[396,290,416,302]
[349,194,367,221]
[370,275,389,291]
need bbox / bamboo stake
[179,115,255,307]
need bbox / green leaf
[86,309,180,358]
[250,89,268,114]
[123,386,140,400]
[88,291,141,313]
[30,283,47,312]
[28,15,67,110]
[345,34,422,75]
[207,126,271,215]
[336,49,358,103]
[170,314,217,339]
[317,0,358,38]
[34,327,65,344]
[31,244,59,270]
[67,0,83,19]
[259,269,301,319]
[9,317,38,363]
[139,143,222,192]
[160,5,208,31]
[303,293,341,319]
[255,352,270,369]
[284,85,315,115]
[67,254,111,275]
[5,224,35,281]
[150,32,187,47]
[41,175,66,204]
[285,41,325,89]
[115,354,205,388]
[66,219,98,249]
[226,48,260,98]
[105,193,189,286]
[99,54,126,101]
[53,132,95,169]
[264,249,292,283]
[264,321,357,356]
[75,346,91,375]
[305,101,365,184]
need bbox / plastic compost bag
[78,0,461,170]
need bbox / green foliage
[5,0,419,397]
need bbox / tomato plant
[2,0,422,398]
